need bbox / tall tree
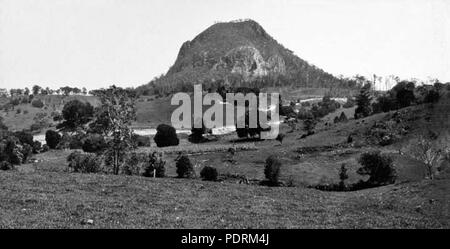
[92,85,137,174]
[354,83,373,119]
[32,85,41,95]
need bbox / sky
[0,0,449,91]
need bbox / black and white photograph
[0,0,449,239]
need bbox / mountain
[137,19,355,96]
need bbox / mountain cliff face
[138,19,350,95]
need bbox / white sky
[0,0,449,90]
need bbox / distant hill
[137,19,357,96]
[0,95,100,132]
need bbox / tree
[56,99,94,133]
[72,87,81,95]
[45,130,61,149]
[264,155,282,186]
[92,85,136,174]
[339,163,349,190]
[354,83,372,119]
[393,81,415,108]
[405,135,446,179]
[357,151,396,185]
[89,107,112,136]
[60,86,72,96]
[32,85,41,95]
[143,152,166,178]
[303,112,316,135]
[175,154,195,178]
[24,87,30,96]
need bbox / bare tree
[406,135,447,179]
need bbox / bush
[82,134,107,153]
[200,166,218,181]
[66,133,85,150]
[189,120,207,143]
[40,144,49,152]
[0,161,13,170]
[132,134,151,147]
[264,155,282,186]
[175,154,195,178]
[32,141,42,153]
[154,124,179,147]
[357,151,396,186]
[45,130,61,149]
[31,99,44,108]
[67,151,102,173]
[121,152,142,175]
[142,152,166,177]
[14,131,34,146]
[10,98,20,106]
[424,89,440,103]
[21,144,33,163]
[1,136,23,165]
[339,163,349,190]
[343,97,355,108]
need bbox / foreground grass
[0,168,448,228]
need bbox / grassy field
[1,166,448,228]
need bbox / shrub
[21,144,33,163]
[301,101,310,107]
[424,89,440,103]
[41,144,49,152]
[10,98,20,106]
[56,132,71,149]
[264,155,282,186]
[343,97,355,108]
[132,134,151,147]
[69,135,84,149]
[82,134,107,153]
[357,151,396,185]
[32,141,42,153]
[154,124,179,147]
[45,130,61,149]
[121,152,142,175]
[31,99,44,108]
[338,163,349,190]
[280,105,295,117]
[303,113,316,135]
[1,137,23,165]
[67,151,101,173]
[142,152,166,177]
[175,154,195,178]
[0,161,13,170]
[200,166,218,181]
[189,119,207,143]
[14,131,34,146]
